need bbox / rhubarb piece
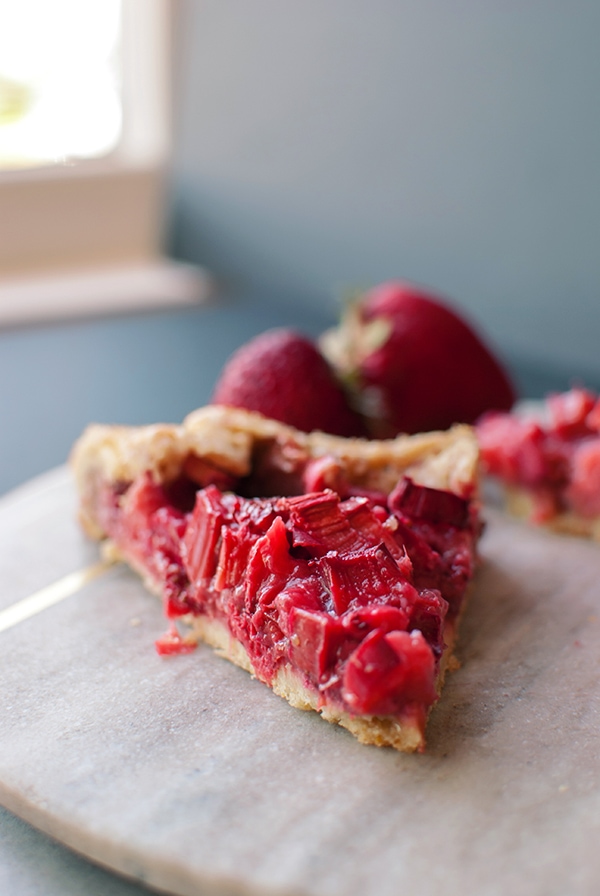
[71,405,480,752]
[477,387,600,537]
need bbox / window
[0,0,122,169]
[0,0,207,324]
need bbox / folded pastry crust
[73,404,478,534]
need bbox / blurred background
[1,0,600,496]
[169,0,600,375]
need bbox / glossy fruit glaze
[477,388,600,521]
[97,471,478,719]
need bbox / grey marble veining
[1,469,600,896]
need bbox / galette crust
[71,404,479,537]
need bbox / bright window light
[0,0,122,169]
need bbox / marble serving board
[1,467,600,896]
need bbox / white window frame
[0,0,208,324]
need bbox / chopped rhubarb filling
[70,406,482,750]
[96,470,478,723]
[477,387,600,524]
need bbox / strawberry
[320,281,516,436]
[211,328,366,437]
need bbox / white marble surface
[1,468,600,896]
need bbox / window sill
[0,258,214,328]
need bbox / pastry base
[104,535,464,754]
[505,486,600,541]
[187,614,460,754]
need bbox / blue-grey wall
[169,1,600,381]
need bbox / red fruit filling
[477,387,600,521]
[97,471,478,719]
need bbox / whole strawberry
[211,328,366,437]
[320,281,516,436]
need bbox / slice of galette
[71,405,481,752]
[477,387,600,539]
